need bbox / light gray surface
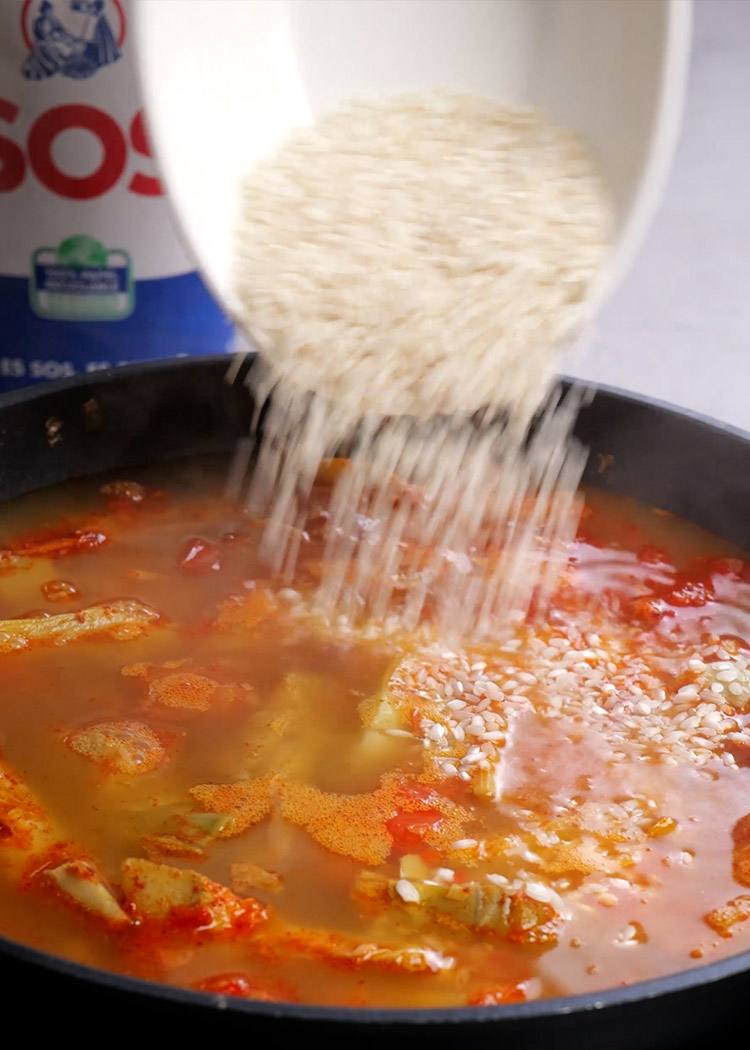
[562,0,750,428]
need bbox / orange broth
[1,457,750,1008]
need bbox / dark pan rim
[2,355,750,1024]
[2,353,750,452]
[2,915,750,1026]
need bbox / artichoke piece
[399,854,433,880]
[45,860,129,928]
[354,693,412,771]
[230,861,283,895]
[364,695,405,732]
[253,923,453,973]
[142,810,233,859]
[183,812,231,838]
[354,871,559,944]
[0,756,84,886]
[142,834,207,860]
[471,768,496,800]
[121,858,219,922]
[0,759,60,865]
[0,599,161,654]
[120,858,267,933]
[1,759,130,926]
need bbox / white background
[563,0,750,429]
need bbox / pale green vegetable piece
[399,854,434,880]
[254,921,454,973]
[121,858,215,918]
[366,695,405,732]
[0,599,161,654]
[120,857,248,930]
[45,861,129,927]
[355,871,558,942]
[471,768,496,800]
[184,811,231,837]
[353,729,413,772]
[353,692,412,773]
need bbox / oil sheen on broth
[1,458,750,1008]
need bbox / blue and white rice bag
[0,0,233,390]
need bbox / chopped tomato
[193,972,297,1002]
[664,576,713,608]
[418,845,444,866]
[177,538,222,574]
[709,557,745,578]
[386,810,444,853]
[627,596,670,627]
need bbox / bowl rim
[129,0,694,323]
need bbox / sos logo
[20,0,126,81]
[0,99,162,198]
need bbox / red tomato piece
[193,972,297,1002]
[395,779,444,807]
[664,576,713,608]
[177,537,222,574]
[386,810,444,852]
[627,596,669,626]
[710,557,745,578]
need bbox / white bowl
[133,0,692,320]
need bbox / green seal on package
[30,235,134,321]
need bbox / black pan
[0,356,748,1048]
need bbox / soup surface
[2,458,750,1008]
